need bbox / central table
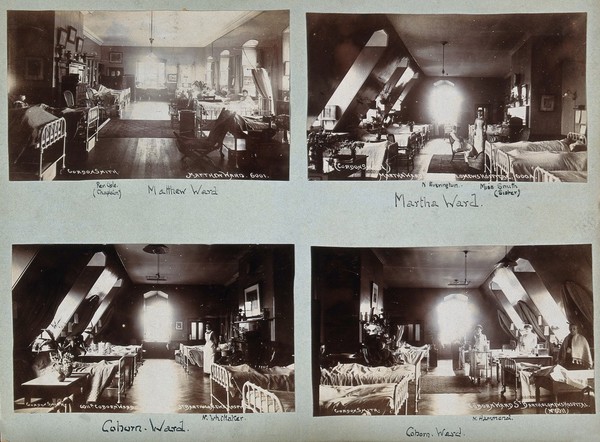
[22,373,89,405]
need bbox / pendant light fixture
[144,244,169,281]
[449,250,470,286]
[147,11,158,60]
[434,41,455,87]
[441,41,448,76]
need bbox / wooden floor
[68,358,222,414]
[59,101,289,180]
[118,358,217,414]
[412,359,595,415]
[120,358,593,416]
[16,358,594,415]
[412,137,464,181]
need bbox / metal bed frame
[210,363,234,413]
[84,106,100,152]
[320,360,419,414]
[493,132,587,181]
[12,116,67,181]
[75,355,126,403]
[242,382,287,413]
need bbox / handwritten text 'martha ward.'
[395,193,481,208]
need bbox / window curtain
[395,324,405,348]
[252,68,275,115]
[14,271,67,349]
[136,59,167,89]
[515,300,545,341]
[562,281,593,340]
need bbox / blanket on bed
[321,362,413,386]
[394,345,429,365]
[9,105,58,162]
[533,365,594,390]
[491,139,570,154]
[86,360,118,402]
[319,384,398,415]
[517,362,544,401]
[98,85,128,106]
[187,347,204,367]
[271,390,295,412]
[548,170,587,182]
[508,150,587,177]
[231,114,275,134]
[221,364,295,398]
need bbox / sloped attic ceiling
[374,246,509,289]
[387,13,586,78]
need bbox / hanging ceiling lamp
[441,41,448,76]
[143,244,169,281]
[146,11,158,59]
[434,41,455,87]
[449,250,470,286]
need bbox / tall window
[242,40,258,96]
[136,59,166,89]
[190,321,205,341]
[143,291,171,342]
[218,50,230,93]
[206,57,214,88]
[430,83,462,126]
[437,293,474,345]
[282,29,290,92]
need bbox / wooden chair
[519,127,530,141]
[448,131,468,161]
[49,394,74,413]
[173,108,233,168]
[63,90,75,108]
[387,134,414,173]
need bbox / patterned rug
[99,119,176,138]
[420,375,481,394]
[426,154,470,174]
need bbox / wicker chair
[173,108,233,168]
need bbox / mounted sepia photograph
[312,244,593,416]
[306,13,587,182]
[8,10,290,181]
[12,244,295,414]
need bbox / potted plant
[31,327,86,381]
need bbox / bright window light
[437,294,474,345]
[430,83,462,125]
[143,296,171,342]
[136,60,166,89]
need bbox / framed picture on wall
[57,27,68,47]
[540,95,555,112]
[25,57,43,81]
[244,283,261,317]
[167,73,177,83]
[175,321,183,331]
[371,282,379,309]
[75,37,84,53]
[109,52,123,64]
[67,26,77,44]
